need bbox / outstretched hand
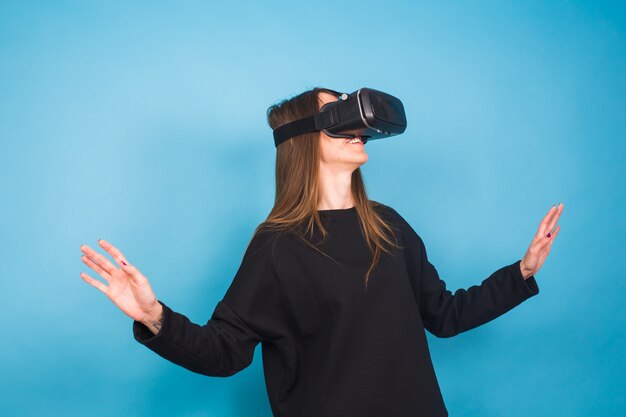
[520,203,564,279]
[80,239,161,323]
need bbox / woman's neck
[317,170,354,210]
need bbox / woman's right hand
[80,239,162,326]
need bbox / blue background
[1,1,624,416]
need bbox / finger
[547,224,561,246]
[120,261,145,283]
[538,205,557,236]
[532,223,558,255]
[534,206,555,241]
[80,244,117,275]
[539,203,563,237]
[80,271,109,294]
[545,204,563,235]
[81,255,111,283]
[98,239,129,267]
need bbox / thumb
[120,260,141,280]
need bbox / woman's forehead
[317,91,339,108]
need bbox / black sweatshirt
[133,202,539,417]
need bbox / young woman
[79,87,564,417]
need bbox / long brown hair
[253,87,401,289]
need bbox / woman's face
[317,91,368,171]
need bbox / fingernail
[121,260,127,266]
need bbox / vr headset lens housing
[272,88,407,147]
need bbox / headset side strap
[272,109,336,147]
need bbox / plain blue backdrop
[1,1,624,416]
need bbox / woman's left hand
[520,203,564,279]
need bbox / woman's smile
[345,137,364,146]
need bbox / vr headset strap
[273,109,337,147]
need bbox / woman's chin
[354,155,368,166]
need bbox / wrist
[520,261,532,280]
[141,302,164,335]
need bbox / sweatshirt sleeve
[132,229,282,377]
[389,206,540,338]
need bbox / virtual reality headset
[272,87,407,147]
